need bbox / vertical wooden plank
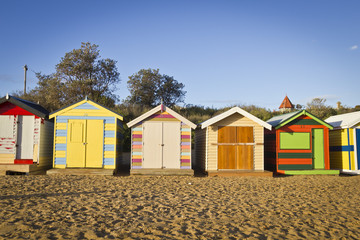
[218,126,237,143]
[237,126,254,143]
[218,145,236,169]
[86,120,104,168]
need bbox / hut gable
[49,99,123,171]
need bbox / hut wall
[276,115,330,171]
[194,128,207,170]
[329,128,356,170]
[206,114,265,171]
[130,111,191,169]
[37,120,54,168]
[0,115,17,163]
[264,129,276,171]
[53,103,119,169]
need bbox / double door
[218,126,254,170]
[143,121,180,169]
[66,119,104,168]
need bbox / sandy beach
[0,175,360,239]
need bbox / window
[280,132,310,149]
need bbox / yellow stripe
[104,151,115,158]
[181,131,191,135]
[55,151,66,158]
[56,123,67,130]
[181,155,191,159]
[132,155,142,159]
[132,131,142,134]
[132,162,142,166]
[104,137,115,145]
[105,123,116,131]
[181,162,191,167]
[56,136,67,144]
[54,164,66,169]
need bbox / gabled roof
[267,110,333,130]
[0,94,49,118]
[279,95,294,109]
[325,111,360,129]
[49,98,123,120]
[200,107,272,130]
[127,104,196,129]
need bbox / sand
[0,175,360,239]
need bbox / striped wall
[53,102,120,169]
[131,111,192,169]
[329,128,356,170]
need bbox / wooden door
[143,122,162,168]
[16,116,34,159]
[85,120,104,168]
[236,127,254,170]
[67,120,86,167]
[218,126,254,170]
[162,122,180,169]
[312,129,325,169]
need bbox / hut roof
[0,94,49,118]
[127,104,196,129]
[267,110,333,130]
[200,107,272,130]
[49,98,123,120]
[279,95,294,109]
[325,111,360,129]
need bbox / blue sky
[1,0,359,110]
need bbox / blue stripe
[103,158,114,165]
[56,129,67,136]
[104,144,114,151]
[104,130,115,138]
[55,158,66,165]
[73,102,99,110]
[181,152,191,156]
[55,144,67,151]
[330,145,354,151]
[57,116,115,123]
[347,129,352,170]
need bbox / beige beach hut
[127,104,196,175]
[195,107,273,176]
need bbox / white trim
[201,107,272,130]
[126,104,196,129]
[205,127,208,171]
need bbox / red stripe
[181,135,190,139]
[14,159,33,164]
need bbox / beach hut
[195,107,273,176]
[48,98,124,174]
[265,110,339,175]
[0,94,53,174]
[325,111,360,174]
[126,104,196,175]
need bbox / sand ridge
[0,175,360,239]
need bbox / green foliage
[306,98,337,119]
[19,42,120,111]
[127,68,186,107]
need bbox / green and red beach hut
[265,110,339,175]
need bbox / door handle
[83,143,87,145]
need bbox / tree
[20,42,120,111]
[306,98,336,119]
[127,68,186,107]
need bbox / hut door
[312,129,325,169]
[143,121,181,169]
[16,116,34,159]
[85,120,104,168]
[67,120,86,167]
[67,120,104,168]
[218,126,254,170]
[143,122,162,168]
[162,122,180,169]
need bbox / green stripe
[278,164,313,170]
[284,170,340,175]
[278,152,312,158]
[290,119,321,125]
